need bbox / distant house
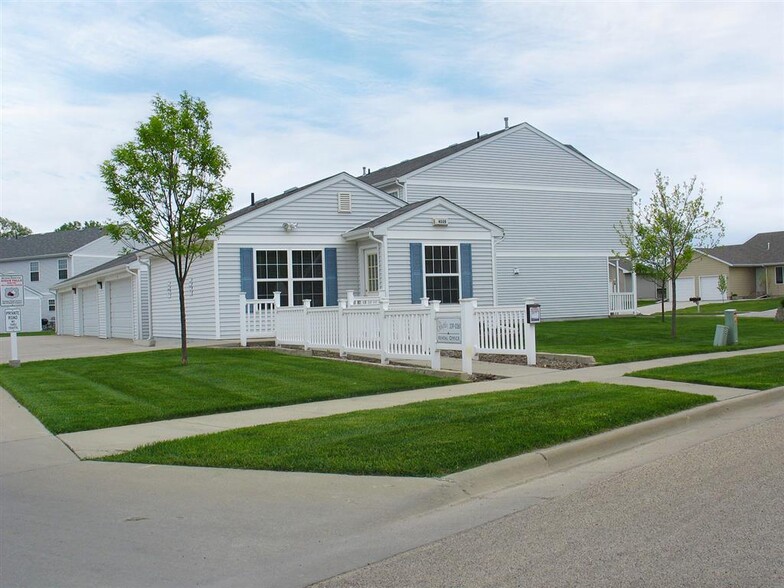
[54,122,638,342]
[0,228,125,332]
[677,231,784,301]
[609,258,661,300]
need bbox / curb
[444,386,784,497]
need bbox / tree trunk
[177,277,188,366]
[670,276,677,339]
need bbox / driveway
[0,335,229,363]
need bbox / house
[0,228,125,332]
[609,258,661,301]
[53,122,638,342]
[676,231,784,301]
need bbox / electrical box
[527,303,541,324]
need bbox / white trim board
[406,179,635,196]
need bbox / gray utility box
[724,309,739,344]
[713,325,729,346]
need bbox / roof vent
[504,117,509,129]
[283,186,299,194]
[337,192,352,213]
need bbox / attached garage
[58,292,74,335]
[698,275,722,301]
[80,286,99,336]
[675,277,696,301]
[108,278,134,339]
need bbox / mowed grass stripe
[536,316,783,364]
[0,348,459,434]
[104,383,715,477]
[629,351,784,390]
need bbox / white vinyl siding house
[362,123,638,319]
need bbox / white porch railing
[609,292,636,315]
[272,296,538,375]
[239,292,280,346]
[346,290,386,306]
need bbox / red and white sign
[1,275,25,307]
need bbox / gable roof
[343,196,503,240]
[359,129,508,186]
[0,228,107,262]
[358,122,637,192]
[54,251,140,289]
[699,231,784,266]
[220,171,403,230]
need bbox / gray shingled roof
[700,231,784,266]
[346,198,436,234]
[61,251,140,284]
[359,129,508,186]
[0,228,107,261]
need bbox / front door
[363,248,379,295]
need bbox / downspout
[137,257,154,343]
[491,231,505,306]
[368,230,387,299]
[393,179,406,202]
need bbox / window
[58,258,68,280]
[49,299,56,312]
[256,250,289,306]
[255,249,324,306]
[776,266,783,285]
[365,251,379,293]
[424,245,460,304]
[29,261,39,282]
[292,250,323,306]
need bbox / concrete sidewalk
[56,344,784,459]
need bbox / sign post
[2,275,25,367]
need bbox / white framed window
[337,192,352,213]
[255,249,324,306]
[364,250,379,294]
[776,266,783,285]
[49,299,56,312]
[424,245,460,304]
[29,261,39,282]
[58,258,68,280]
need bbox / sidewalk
[55,344,784,459]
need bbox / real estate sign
[1,275,25,307]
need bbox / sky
[1,1,782,245]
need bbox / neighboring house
[0,228,124,332]
[54,122,638,342]
[676,231,784,301]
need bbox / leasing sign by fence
[436,314,462,346]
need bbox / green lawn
[537,316,783,364]
[673,297,784,315]
[103,382,714,477]
[0,331,55,338]
[637,299,660,307]
[0,348,459,434]
[628,351,784,390]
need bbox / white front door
[362,248,379,295]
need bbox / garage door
[58,292,74,335]
[109,278,134,339]
[81,286,99,337]
[675,277,696,301]
[699,276,722,301]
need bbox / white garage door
[58,292,74,335]
[109,278,134,339]
[675,277,696,301]
[81,286,99,337]
[699,276,722,302]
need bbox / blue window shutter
[410,242,423,303]
[240,248,255,300]
[460,243,473,298]
[325,248,338,306]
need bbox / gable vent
[337,192,352,213]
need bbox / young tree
[101,92,234,365]
[0,217,33,238]
[717,274,728,302]
[617,170,724,338]
[55,220,105,232]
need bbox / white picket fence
[268,297,538,374]
[239,293,280,346]
[609,291,636,315]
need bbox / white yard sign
[436,315,462,345]
[4,308,22,332]
[1,275,25,307]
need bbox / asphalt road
[315,415,784,588]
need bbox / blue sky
[2,1,782,244]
